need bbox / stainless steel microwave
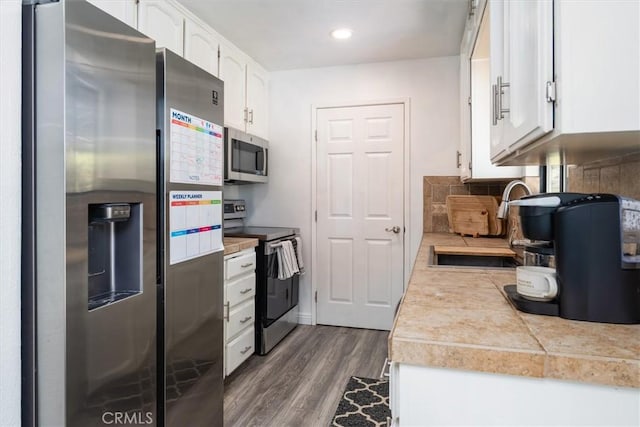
[224,127,268,183]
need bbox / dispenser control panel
[90,203,131,222]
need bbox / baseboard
[297,312,312,325]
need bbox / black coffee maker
[505,193,640,324]
[555,194,640,324]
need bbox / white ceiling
[178,0,469,71]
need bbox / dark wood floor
[223,325,389,427]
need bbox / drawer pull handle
[241,263,253,268]
[379,357,391,379]
[240,316,252,324]
[240,288,252,294]
[240,346,252,355]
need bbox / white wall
[235,56,460,322]
[0,1,22,426]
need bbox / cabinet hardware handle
[496,76,510,120]
[240,346,252,354]
[248,109,254,124]
[385,226,401,234]
[243,107,248,123]
[545,81,556,103]
[240,316,252,324]
[241,263,253,268]
[456,150,462,168]
[492,83,499,126]
[224,301,230,322]
[379,357,392,379]
[240,288,252,294]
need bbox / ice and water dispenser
[88,203,142,310]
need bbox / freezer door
[30,1,158,426]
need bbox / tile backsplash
[424,152,639,236]
[567,153,640,200]
[423,176,539,234]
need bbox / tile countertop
[389,233,640,389]
[223,237,259,256]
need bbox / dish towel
[294,236,305,275]
[276,240,299,280]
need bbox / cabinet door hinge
[315,291,317,303]
[545,81,556,103]
[314,130,317,141]
[467,96,472,106]
[217,46,220,60]
[468,161,472,171]
[315,210,317,222]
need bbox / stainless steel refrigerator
[22,1,158,425]
[156,49,225,427]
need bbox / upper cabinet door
[138,0,184,56]
[500,0,554,153]
[87,0,137,28]
[246,60,269,139]
[219,42,247,132]
[489,0,507,160]
[459,37,472,181]
[184,18,220,77]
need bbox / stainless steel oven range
[223,200,299,355]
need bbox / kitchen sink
[428,246,521,269]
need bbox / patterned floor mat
[331,376,390,427]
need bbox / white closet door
[316,103,405,331]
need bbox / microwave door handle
[262,149,267,176]
[255,149,260,172]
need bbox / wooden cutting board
[446,195,504,237]
[450,209,489,237]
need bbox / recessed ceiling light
[331,28,353,40]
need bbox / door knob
[385,226,401,234]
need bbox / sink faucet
[497,180,532,219]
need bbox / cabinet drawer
[226,251,256,280]
[226,327,254,376]
[227,273,255,307]
[227,299,255,340]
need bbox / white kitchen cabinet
[467,0,487,32]
[458,31,472,180]
[135,0,270,138]
[490,0,640,165]
[489,0,553,161]
[220,42,270,139]
[458,0,523,181]
[223,248,256,377]
[390,362,639,426]
[87,0,137,28]
[184,18,220,77]
[219,41,248,133]
[137,0,184,56]
[246,60,269,139]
